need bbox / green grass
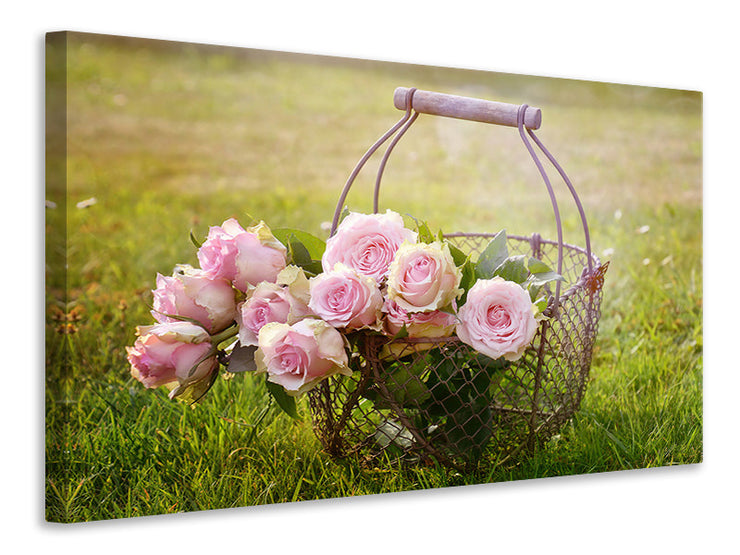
[45,32,702,523]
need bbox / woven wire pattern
[308,233,605,471]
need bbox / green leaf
[281,233,324,276]
[493,254,529,284]
[442,365,495,459]
[444,401,493,461]
[391,324,409,340]
[475,230,508,279]
[385,363,432,407]
[417,221,435,244]
[527,257,553,274]
[527,283,541,302]
[469,352,511,375]
[533,295,548,314]
[406,214,435,244]
[446,241,469,267]
[527,270,565,288]
[524,256,564,300]
[527,256,565,288]
[265,379,300,420]
[272,228,326,260]
[288,235,312,265]
[189,229,202,249]
[458,258,477,305]
[422,352,465,417]
[373,358,431,409]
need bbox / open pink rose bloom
[308,263,383,330]
[237,281,310,346]
[386,241,463,312]
[456,277,538,361]
[197,218,288,292]
[255,319,351,396]
[322,210,417,283]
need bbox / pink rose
[152,265,237,334]
[126,321,217,391]
[308,263,383,330]
[255,319,351,396]
[322,210,417,283]
[236,281,310,346]
[386,241,463,312]
[381,298,457,358]
[197,218,287,292]
[456,277,538,361]
[383,298,456,338]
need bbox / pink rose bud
[152,265,237,334]
[255,318,351,396]
[236,280,311,347]
[308,263,383,330]
[322,210,417,283]
[197,218,287,292]
[126,321,218,390]
[386,241,463,312]
[456,277,538,361]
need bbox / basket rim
[443,231,602,268]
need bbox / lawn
[45,32,702,523]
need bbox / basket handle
[393,87,542,129]
[330,87,595,311]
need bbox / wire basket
[308,87,608,471]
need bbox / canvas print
[45,31,702,523]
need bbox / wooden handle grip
[393,87,541,129]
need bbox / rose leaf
[475,230,508,279]
[492,255,529,284]
[272,228,326,260]
[265,379,300,420]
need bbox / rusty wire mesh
[308,233,605,471]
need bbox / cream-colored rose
[386,241,463,312]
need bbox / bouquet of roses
[126,209,563,421]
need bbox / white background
[4,1,737,552]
